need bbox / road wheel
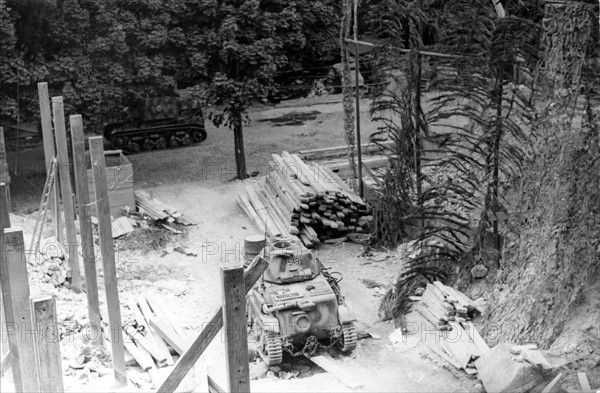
[169,135,180,148]
[111,136,126,150]
[155,137,167,149]
[142,139,154,151]
[192,129,207,143]
[259,330,283,366]
[337,322,357,353]
[181,133,192,146]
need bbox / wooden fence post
[0,127,11,213]
[88,136,127,387]
[31,295,63,393]
[69,115,102,344]
[156,257,268,393]
[51,97,82,293]
[1,182,9,369]
[37,83,61,241]
[221,266,251,393]
[0,223,40,392]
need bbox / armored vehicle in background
[103,97,207,153]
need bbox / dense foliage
[0,0,340,132]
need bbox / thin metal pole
[354,45,363,198]
[353,0,363,198]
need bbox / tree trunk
[491,72,503,268]
[233,111,247,180]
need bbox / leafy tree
[187,0,335,179]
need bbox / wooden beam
[88,136,127,387]
[1,179,9,228]
[51,97,82,292]
[157,256,269,393]
[221,267,250,393]
[69,115,102,344]
[0,182,7,366]
[0,226,40,392]
[149,317,191,356]
[31,295,63,393]
[577,372,592,393]
[309,353,364,389]
[37,83,60,241]
[542,372,563,393]
[1,350,10,376]
[343,38,465,58]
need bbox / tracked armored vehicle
[103,97,207,153]
[247,240,357,366]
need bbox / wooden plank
[577,372,592,393]
[137,297,174,366]
[309,353,364,389]
[52,97,82,292]
[149,317,191,356]
[441,323,475,369]
[123,325,168,366]
[88,136,127,387]
[123,340,154,371]
[428,345,462,369]
[69,115,102,344]
[521,349,552,371]
[37,83,60,241]
[1,181,9,227]
[0,227,40,392]
[207,374,226,393]
[464,322,491,354]
[542,372,563,393]
[1,350,10,376]
[31,295,63,393]
[221,267,250,393]
[156,256,269,393]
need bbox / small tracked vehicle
[247,240,357,365]
[103,97,207,153]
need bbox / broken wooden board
[521,349,552,371]
[509,344,538,355]
[308,353,363,390]
[578,372,592,393]
[542,372,563,393]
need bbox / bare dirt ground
[2,95,481,392]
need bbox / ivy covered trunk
[483,1,600,350]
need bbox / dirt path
[3,97,479,392]
[126,179,479,392]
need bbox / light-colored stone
[250,361,269,380]
[471,264,489,278]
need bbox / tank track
[338,322,357,352]
[259,330,283,366]
[105,122,207,154]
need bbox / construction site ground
[3,94,483,392]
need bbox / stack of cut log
[237,151,372,248]
[412,281,490,376]
[122,295,192,384]
[298,141,394,180]
[411,281,481,330]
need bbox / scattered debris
[135,191,197,225]
[29,237,72,288]
[112,216,135,238]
